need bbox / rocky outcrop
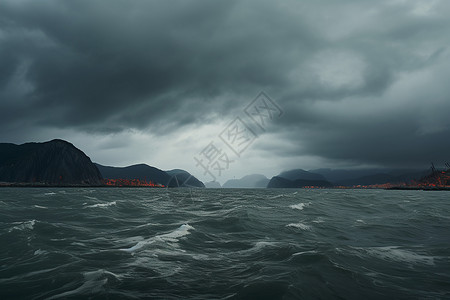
[0,139,103,185]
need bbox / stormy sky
[1,0,450,183]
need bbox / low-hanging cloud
[1,0,450,173]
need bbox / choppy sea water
[0,188,449,299]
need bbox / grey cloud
[1,0,450,170]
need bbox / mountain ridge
[222,174,269,188]
[267,176,333,188]
[95,163,204,187]
[0,139,102,185]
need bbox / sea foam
[286,222,311,230]
[353,246,435,266]
[47,269,119,299]
[289,202,310,210]
[9,220,36,232]
[121,224,195,253]
[84,201,116,208]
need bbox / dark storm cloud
[0,0,304,133]
[1,0,450,169]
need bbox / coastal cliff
[0,139,102,185]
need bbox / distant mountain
[310,168,429,186]
[334,170,430,186]
[267,169,332,188]
[0,139,102,185]
[278,169,326,181]
[165,169,205,188]
[96,163,170,185]
[95,164,204,187]
[336,173,401,186]
[223,174,269,188]
[205,181,222,188]
[267,176,333,188]
[309,168,382,182]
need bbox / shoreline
[1,183,449,190]
[0,183,166,188]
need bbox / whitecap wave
[292,250,318,257]
[239,241,280,254]
[34,205,48,209]
[34,249,48,256]
[312,218,324,223]
[269,191,298,199]
[47,269,119,299]
[121,224,195,253]
[289,202,310,210]
[353,246,435,266]
[286,222,311,230]
[84,201,116,208]
[253,241,278,250]
[9,220,36,232]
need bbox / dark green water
[0,188,449,299]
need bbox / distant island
[0,139,449,190]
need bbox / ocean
[0,188,449,299]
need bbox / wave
[84,201,116,208]
[1,188,448,299]
[234,240,283,256]
[120,224,195,253]
[34,249,48,256]
[291,250,318,257]
[286,222,311,230]
[252,241,279,250]
[312,217,325,223]
[8,219,36,232]
[47,269,120,299]
[34,205,48,209]
[269,191,298,199]
[351,246,435,266]
[289,202,310,210]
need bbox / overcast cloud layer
[1,0,450,182]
